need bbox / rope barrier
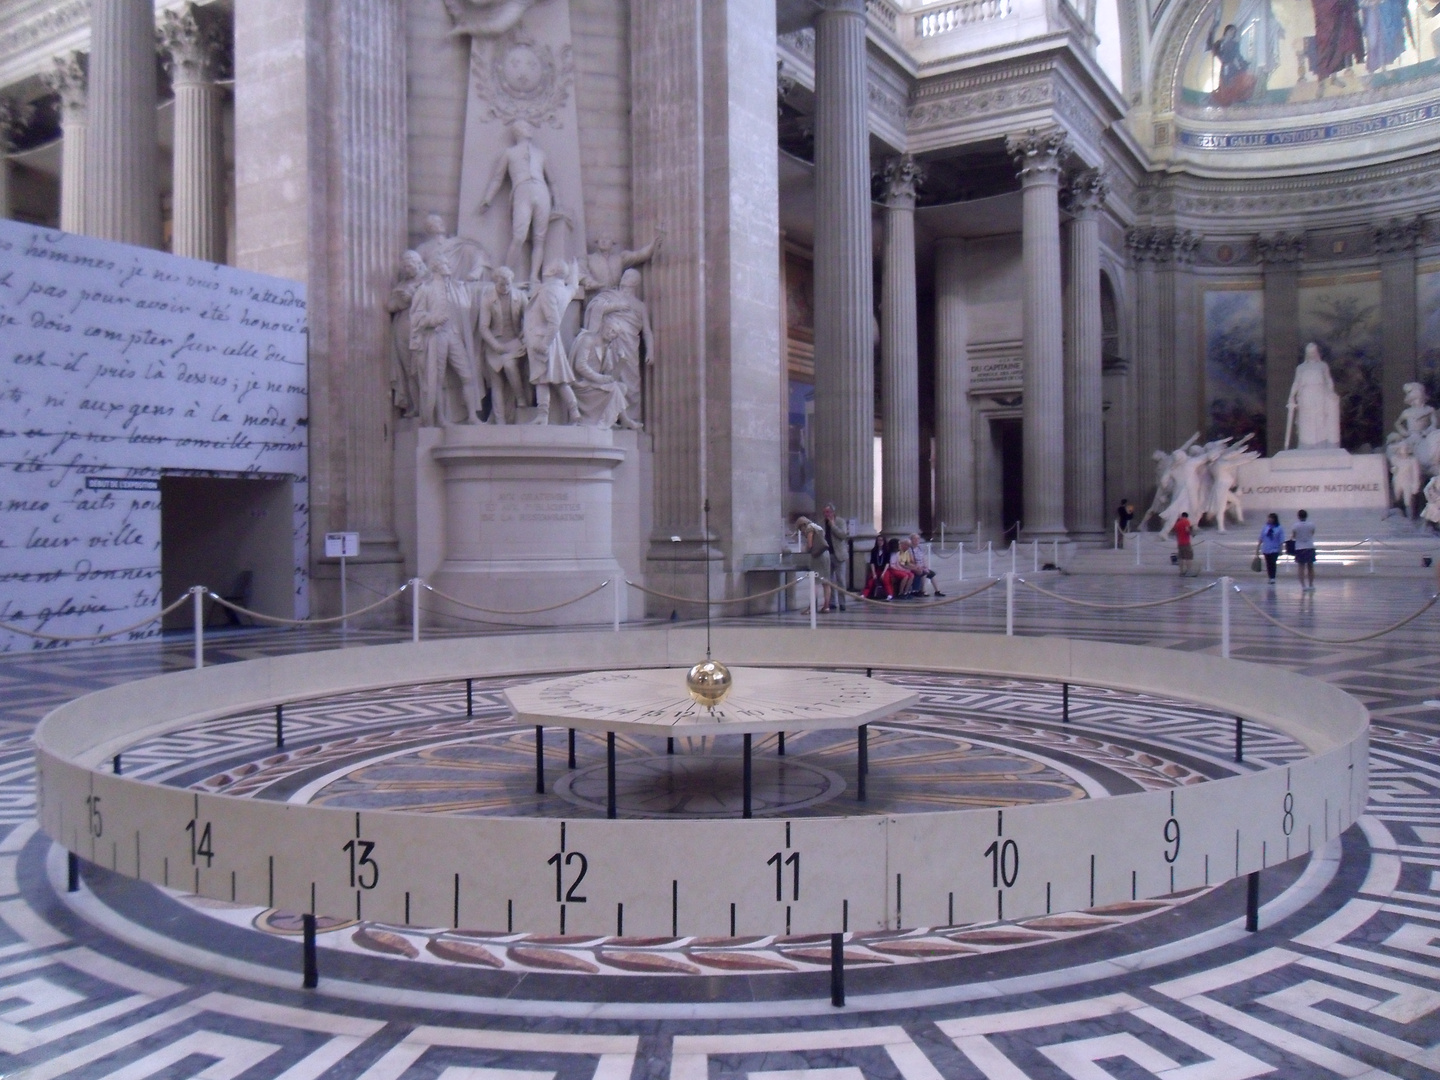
[625,578,799,606]
[207,584,409,627]
[1232,587,1439,643]
[1016,577,1216,610]
[422,580,611,616]
[833,576,1001,607]
[0,592,193,643]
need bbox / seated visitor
[885,537,915,599]
[907,533,945,597]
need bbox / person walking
[1256,513,1285,584]
[822,504,850,612]
[1116,499,1135,548]
[1173,512,1195,577]
[1291,509,1317,591]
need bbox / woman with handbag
[1256,513,1284,584]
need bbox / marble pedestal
[1236,449,1388,512]
[395,424,631,628]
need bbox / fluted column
[1062,168,1107,539]
[1007,128,1069,540]
[879,155,922,535]
[87,0,160,247]
[162,3,228,262]
[935,238,975,534]
[45,53,88,234]
[0,97,28,221]
[1257,232,1304,453]
[1374,217,1421,432]
[813,0,874,527]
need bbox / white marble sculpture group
[388,206,658,428]
[1386,379,1440,524]
[1145,432,1261,537]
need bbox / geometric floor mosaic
[0,567,1437,1076]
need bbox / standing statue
[416,211,490,280]
[1395,381,1436,444]
[523,260,582,424]
[476,266,529,424]
[583,268,654,420]
[387,250,428,418]
[571,321,637,429]
[1285,342,1342,450]
[409,250,483,427]
[1387,435,1423,517]
[582,231,664,291]
[480,120,558,283]
[1205,435,1259,531]
[1424,473,1440,531]
[1143,435,1198,526]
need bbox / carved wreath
[470,29,573,128]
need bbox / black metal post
[112,754,121,775]
[1062,683,1070,723]
[858,724,868,802]
[302,912,318,987]
[1245,871,1260,931]
[830,932,845,1006]
[535,726,545,794]
[67,852,78,892]
[1235,717,1244,763]
[743,734,752,819]
[667,737,674,755]
[607,732,617,820]
[569,729,577,769]
[778,732,785,756]
[466,679,473,717]
[275,703,284,749]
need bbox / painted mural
[1417,266,1440,409]
[1179,0,1440,111]
[1204,287,1269,451]
[1297,275,1383,449]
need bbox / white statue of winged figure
[442,0,544,38]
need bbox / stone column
[1007,128,1070,540]
[1169,232,1201,446]
[812,0,875,528]
[161,3,228,263]
[934,237,975,534]
[1062,168,1107,540]
[879,154,922,536]
[633,0,783,606]
[87,0,160,247]
[44,53,88,234]
[1374,217,1421,433]
[1258,232,1304,453]
[0,97,29,222]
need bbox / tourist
[885,537,915,598]
[1173,511,1195,577]
[1116,499,1134,547]
[1291,509,1317,592]
[909,534,946,597]
[1256,513,1285,584]
[822,504,850,612]
[795,516,833,611]
[866,536,891,599]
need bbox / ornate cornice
[1063,167,1110,215]
[0,0,88,67]
[1255,232,1306,265]
[910,76,1053,130]
[1125,225,1200,264]
[879,154,925,204]
[1006,127,1071,180]
[1373,216,1423,255]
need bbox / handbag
[1284,539,1296,556]
[1250,554,1263,573]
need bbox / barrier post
[1032,538,1038,572]
[410,579,421,643]
[940,522,945,547]
[1205,540,1212,573]
[1135,534,1142,567]
[1005,572,1015,636]
[1220,576,1232,659]
[987,542,993,578]
[302,913,318,988]
[810,572,818,629]
[191,586,204,670]
[1010,541,1016,575]
[612,578,621,632]
[957,542,964,582]
[830,933,845,1007]
[1052,538,1058,568]
[340,552,348,634]
[1245,871,1260,932]
[67,852,79,892]
[1369,538,1375,574]
[275,704,285,749]
[1114,521,1119,550]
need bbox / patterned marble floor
[0,565,1438,1077]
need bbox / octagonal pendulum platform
[504,667,919,819]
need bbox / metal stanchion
[1032,538,1038,572]
[1220,576,1232,659]
[809,571,818,629]
[612,577,622,631]
[1010,541,1017,575]
[1245,871,1260,932]
[957,542,964,582]
[191,586,204,669]
[67,852,79,892]
[275,704,285,749]
[1205,540,1212,573]
[302,913,318,988]
[987,542,993,578]
[830,933,845,1006]
[1369,538,1375,574]
[410,579,421,643]
[1005,572,1015,636]
[1135,534,1142,567]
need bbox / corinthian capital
[0,96,31,152]
[1255,231,1306,265]
[1006,127,1071,182]
[879,154,925,206]
[1373,217,1422,255]
[159,2,229,86]
[43,52,87,118]
[1062,167,1109,216]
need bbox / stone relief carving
[470,27,572,128]
[1124,226,1200,264]
[387,250,427,419]
[909,79,1052,129]
[1255,231,1306,264]
[442,0,543,38]
[1373,216,1423,254]
[524,259,583,424]
[411,248,485,427]
[476,266,529,425]
[582,232,662,292]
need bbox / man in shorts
[1292,509,1317,592]
[1173,512,1195,577]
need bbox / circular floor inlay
[552,754,845,816]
